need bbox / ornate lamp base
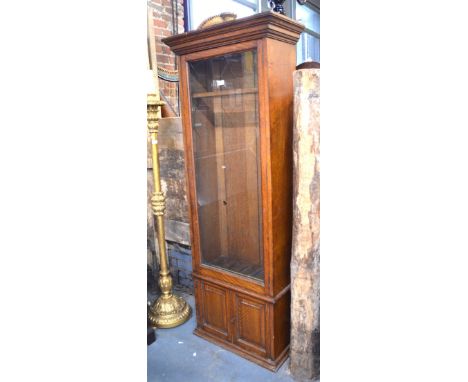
[148,294,191,328]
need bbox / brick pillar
[149,0,184,114]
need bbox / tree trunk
[290,68,320,381]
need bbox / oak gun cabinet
[163,12,304,371]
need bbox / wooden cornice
[162,11,305,56]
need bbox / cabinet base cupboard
[163,12,304,371]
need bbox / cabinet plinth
[163,11,304,371]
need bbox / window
[186,0,319,64]
[295,1,320,64]
[188,0,259,31]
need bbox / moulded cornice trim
[162,11,305,56]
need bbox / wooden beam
[290,68,320,381]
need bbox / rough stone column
[290,68,320,381]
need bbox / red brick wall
[149,0,184,114]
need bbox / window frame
[234,0,259,12]
[293,0,320,63]
[294,0,320,38]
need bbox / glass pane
[296,4,320,34]
[189,50,264,282]
[297,33,320,64]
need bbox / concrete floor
[147,292,297,382]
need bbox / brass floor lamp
[147,91,191,328]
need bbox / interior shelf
[203,256,264,281]
[191,88,258,98]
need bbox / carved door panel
[232,293,268,357]
[198,281,231,341]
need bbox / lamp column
[147,92,191,328]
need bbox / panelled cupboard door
[198,281,231,341]
[232,293,268,357]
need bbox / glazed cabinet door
[232,292,268,357]
[187,49,264,283]
[196,280,231,341]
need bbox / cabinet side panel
[273,289,291,359]
[264,38,296,295]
